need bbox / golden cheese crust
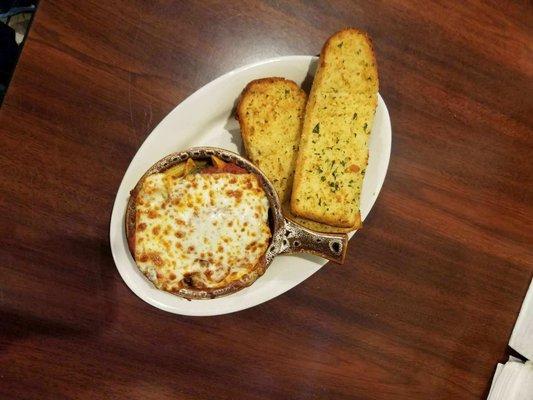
[128,160,272,299]
[291,28,379,228]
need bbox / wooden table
[1,1,531,399]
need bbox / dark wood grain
[1,1,532,399]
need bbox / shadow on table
[0,234,118,352]
[0,309,89,349]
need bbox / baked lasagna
[127,156,271,298]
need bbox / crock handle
[269,219,348,264]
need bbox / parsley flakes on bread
[291,28,379,228]
[236,28,379,231]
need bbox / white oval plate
[110,55,391,316]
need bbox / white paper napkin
[488,278,533,399]
[487,358,533,400]
[509,278,533,360]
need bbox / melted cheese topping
[134,171,271,292]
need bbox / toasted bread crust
[291,28,378,228]
[282,202,360,233]
[236,77,307,203]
